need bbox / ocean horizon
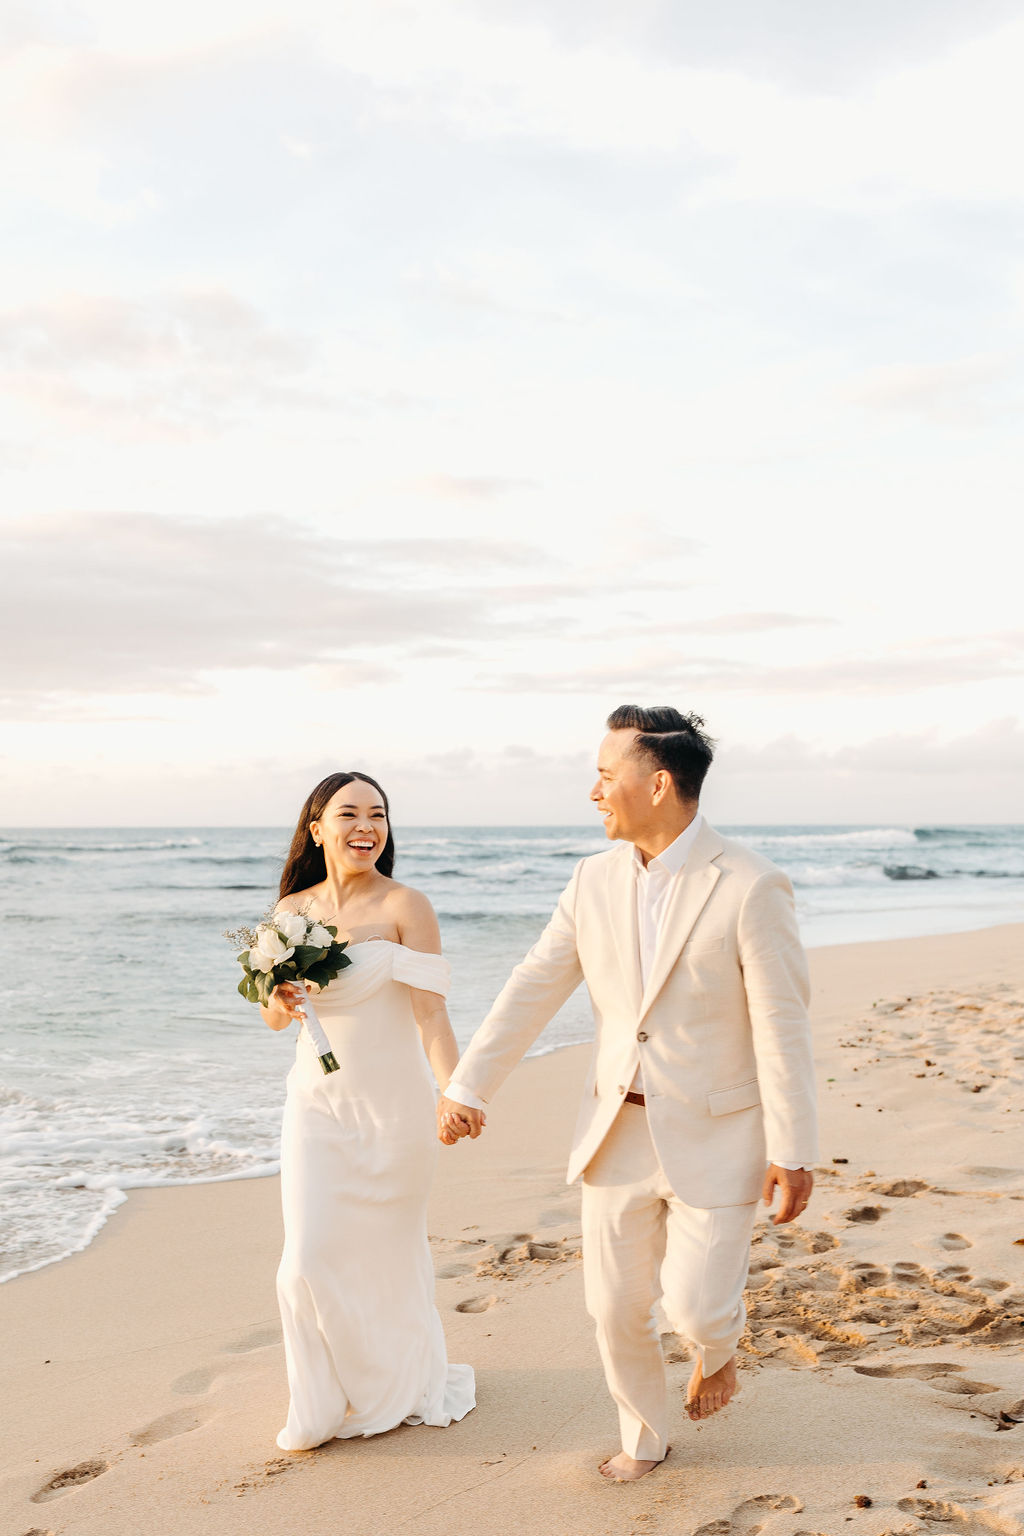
[3,821,1022,1285]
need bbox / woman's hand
[261,981,308,1032]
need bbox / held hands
[762,1164,814,1224]
[437,1094,486,1147]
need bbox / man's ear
[651,770,672,805]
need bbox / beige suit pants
[581,1102,757,1462]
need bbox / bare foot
[598,1451,664,1482]
[686,1356,737,1421]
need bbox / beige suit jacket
[451,819,818,1208]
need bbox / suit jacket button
[636,1030,649,1042]
[617,1084,625,1094]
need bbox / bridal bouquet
[229,912,351,1074]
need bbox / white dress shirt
[633,814,704,989]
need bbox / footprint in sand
[455,1295,497,1313]
[846,1262,888,1288]
[221,1324,282,1353]
[844,1204,888,1224]
[20,1528,55,1535]
[31,1461,109,1503]
[171,1366,218,1395]
[470,1232,582,1281]
[929,1378,1000,1395]
[854,1361,1001,1397]
[130,1406,212,1446]
[872,1179,929,1197]
[855,1361,965,1381]
[693,1492,804,1536]
[938,1233,972,1250]
[774,1230,838,1254]
[896,1496,975,1529]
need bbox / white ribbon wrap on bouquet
[296,988,340,1074]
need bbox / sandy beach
[3,922,1023,1536]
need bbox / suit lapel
[607,842,643,1016]
[638,820,723,1022]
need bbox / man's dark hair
[606,704,715,803]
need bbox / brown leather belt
[624,1090,646,1107]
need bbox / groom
[439,705,817,1481]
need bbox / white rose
[306,922,334,949]
[275,912,308,945]
[249,928,295,972]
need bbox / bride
[261,770,476,1450]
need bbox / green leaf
[292,944,327,970]
[237,949,251,970]
[237,976,251,1000]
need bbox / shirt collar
[633,812,703,878]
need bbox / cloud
[0,290,329,439]
[406,256,583,326]
[845,354,1013,426]
[481,0,1024,97]
[298,5,1024,208]
[636,612,835,637]
[412,473,540,501]
[718,716,1024,776]
[0,513,551,714]
[477,633,1024,696]
[0,0,92,52]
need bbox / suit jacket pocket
[684,936,726,954]
[707,1079,761,1116]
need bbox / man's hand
[437,1095,486,1145]
[762,1164,813,1225]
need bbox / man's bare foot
[686,1356,738,1421]
[598,1451,665,1482]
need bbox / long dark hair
[279,772,396,900]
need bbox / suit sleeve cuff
[444,1080,488,1112]
[771,1159,811,1170]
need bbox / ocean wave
[881,864,1024,882]
[0,837,204,856]
[156,882,270,891]
[914,826,994,840]
[739,827,917,848]
[790,865,888,887]
[187,854,281,867]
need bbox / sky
[2,0,1022,826]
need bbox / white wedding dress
[275,939,476,1451]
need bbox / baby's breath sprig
[223,923,260,950]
